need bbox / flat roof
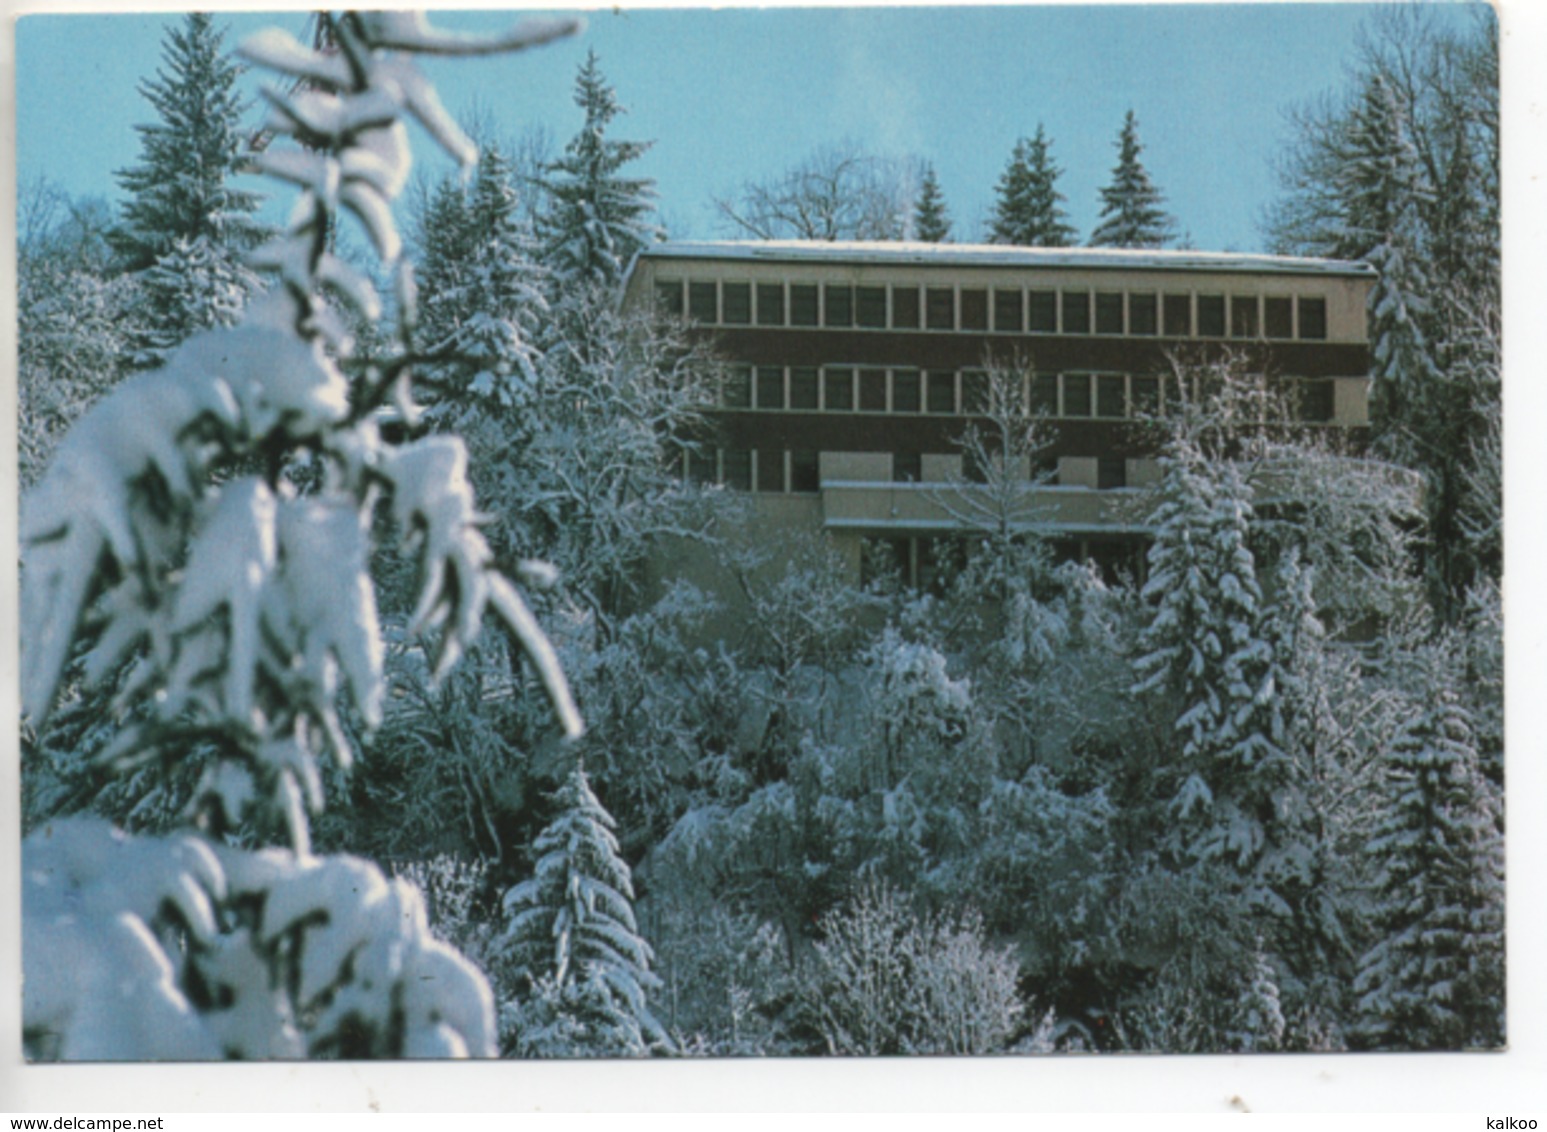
[635,239,1374,278]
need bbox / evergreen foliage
[913,163,951,242]
[989,126,1075,247]
[499,767,667,1056]
[21,10,583,1061]
[417,144,549,414]
[1090,111,1176,248]
[541,50,660,293]
[1352,658,1503,1050]
[112,14,263,273]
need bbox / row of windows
[657,278,1330,341]
[681,447,1129,494]
[718,364,1337,423]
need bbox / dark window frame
[756,282,785,326]
[721,281,752,325]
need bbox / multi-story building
[623,240,1374,591]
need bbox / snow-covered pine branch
[22,10,581,1061]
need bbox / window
[1063,373,1092,417]
[927,370,956,413]
[961,370,990,415]
[1096,292,1124,335]
[825,284,854,327]
[893,452,922,483]
[656,280,683,317]
[1098,456,1127,490]
[892,369,921,413]
[689,281,718,323]
[687,446,716,485]
[1030,373,1059,415]
[1029,290,1057,333]
[756,367,784,410]
[790,284,819,326]
[789,367,819,410]
[1265,296,1293,339]
[1163,293,1191,336]
[1197,294,1226,337]
[892,285,920,328]
[1296,379,1335,423]
[1130,375,1160,417]
[824,367,854,411]
[1097,375,1126,418]
[859,368,888,412]
[1062,290,1091,334]
[857,286,887,328]
[756,449,784,493]
[994,289,1024,332]
[1129,293,1158,336]
[756,282,785,326]
[1299,296,1327,340]
[926,287,955,330]
[960,288,989,331]
[722,282,751,324]
[723,366,752,408]
[1231,294,1259,338]
[791,449,820,493]
[722,449,752,491]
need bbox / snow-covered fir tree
[499,766,667,1057]
[1352,654,1503,1051]
[113,14,263,272]
[540,50,660,295]
[20,11,583,1060]
[132,234,262,368]
[989,126,1075,247]
[1090,110,1177,249]
[1131,428,1287,882]
[416,144,549,416]
[913,162,951,242]
[1341,76,1440,464]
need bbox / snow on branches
[21,11,582,1061]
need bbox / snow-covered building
[623,240,1375,589]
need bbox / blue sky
[16,3,1489,253]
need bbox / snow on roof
[637,239,1373,278]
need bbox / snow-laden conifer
[1090,110,1177,249]
[1352,652,1504,1050]
[113,14,264,272]
[132,234,262,368]
[989,126,1075,247]
[499,767,667,1056]
[417,144,549,415]
[541,50,660,293]
[21,11,582,1060]
[1132,429,1286,878]
[1342,77,1440,462]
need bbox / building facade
[623,240,1375,591]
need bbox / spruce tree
[113,14,263,273]
[989,126,1075,247]
[499,767,667,1056]
[1341,76,1441,465]
[1090,110,1177,249]
[913,163,951,242]
[1132,431,1286,878]
[1352,661,1503,1050]
[541,50,660,293]
[417,145,549,415]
